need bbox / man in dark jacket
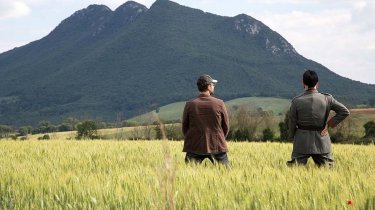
[182,75,230,166]
[287,70,350,167]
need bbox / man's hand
[321,124,329,137]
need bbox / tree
[38,134,50,140]
[369,97,375,107]
[0,125,13,138]
[34,121,56,134]
[364,121,375,138]
[18,126,31,136]
[76,121,98,140]
[330,116,356,142]
[234,105,264,141]
[262,128,275,141]
[58,123,73,132]
[233,128,250,141]
[63,117,80,130]
[155,125,163,140]
[279,110,291,142]
[165,124,183,140]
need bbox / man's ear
[315,82,319,89]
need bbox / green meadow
[129,97,290,124]
[1,140,374,209]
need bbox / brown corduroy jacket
[182,93,229,154]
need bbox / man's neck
[304,86,317,91]
[200,91,210,95]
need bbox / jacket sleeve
[288,101,297,137]
[182,102,189,136]
[221,101,230,137]
[327,96,350,128]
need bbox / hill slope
[129,97,291,123]
[0,0,374,125]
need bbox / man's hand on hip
[321,124,329,137]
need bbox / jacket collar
[198,92,211,97]
[305,88,318,94]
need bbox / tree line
[1,108,375,143]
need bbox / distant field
[129,97,291,124]
[225,97,290,115]
[329,108,375,138]
[350,108,375,114]
[0,140,374,209]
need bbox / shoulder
[319,92,334,102]
[188,96,200,103]
[210,96,224,104]
[185,98,197,107]
[319,92,332,97]
[291,92,304,102]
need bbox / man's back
[289,89,349,154]
[182,93,229,154]
[293,89,328,128]
[287,69,349,166]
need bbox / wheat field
[0,140,374,209]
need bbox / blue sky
[1,0,374,84]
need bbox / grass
[225,97,290,115]
[0,140,374,209]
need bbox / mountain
[0,0,374,126]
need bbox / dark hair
[303,70,319,88]
[197,75,214,92]
[197,83,209,92]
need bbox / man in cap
[287,69,350,167]
[182,74,230,166]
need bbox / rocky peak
[115,1,148,14]
[112,1,148,25]
[234,14,262,35]
[233,14,297,56]
[71,4,112,19]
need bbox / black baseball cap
[197,75,218,87]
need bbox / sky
[1,0,374,84]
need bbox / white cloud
[0,0,30,19]
[250,1,375,84]
[351,1,375,29]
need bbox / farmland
[0,140,374,209]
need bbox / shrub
[0,125,13,138]
[38,134,50,140]
[130,125,153,140]
[76,121,98,140]
[18,126,32,136]
[364,121,375,138]
[262,128,274,141]
[278,122,288,141]
[233,128,250,141]
[154,125,164,140]
[165,124,183,140]
[58,123,73,132]
[35,121,56,134]
[330,132,344,143]
[278,110,292,142]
